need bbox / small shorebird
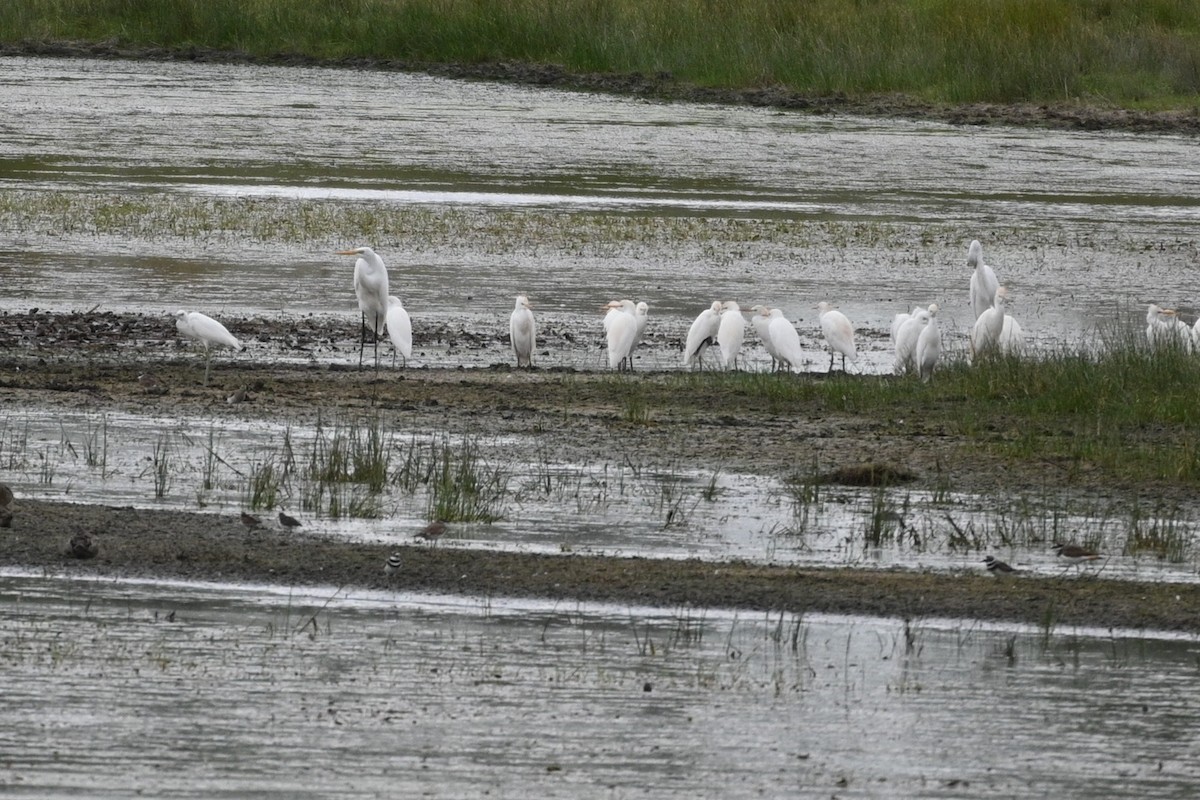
[1053,542,1102,565]
[240,512,262,530]
[278,511,302,530]
[983,556,1018,575]
[68,532,99,559]
[0,481,14,508]
[226,387,251,405]
[416,520,448,545]
[384,552,403,575]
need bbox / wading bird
[983,555,1018,575]
[683,301,723,369]
[767,308,805,372]
[509,295,535,368]
[967,239,999,321]
[717,301,745,370]
[68,532,98,559]
[338,246,390,369]
[416,520,448,545]
[893,306,929,375]
[916,304,942,382]
[386,296,413,367]
[971,287,1008,359]
[240,512,262,530]
[384,552,403,575]
[603,300,639,371]
[816,302,856,373]
[174,309,243,386]
[749,305,779,371]
[278,511,302,530]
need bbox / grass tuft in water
[426,437,509,523]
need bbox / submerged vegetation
[3,0,1200,109]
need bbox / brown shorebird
[983,556,1018,575]
[278,511,302,530]
[1053,542,1102,565]
[384,552,403,575]
[0,482,13,508]
[68,532,99,559]
[240,512,262,530]
[416,520,448,545]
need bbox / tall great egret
[337,246,389,369]
[386,296,413,367]
[717,301,745,370]
[509,294,535,368]
[967,240,999,321]
[683,301,722,369]
[630,301,650,365]
[174,309,242,386]
[971,286,1008,359]
[767,309,804,372]
[916,303,942,382]
[816,301,856,373]
[749,305,779,371]
[603,299,638,370]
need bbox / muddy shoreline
[5,39,1200,136]
[3,310,1200,632]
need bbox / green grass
[2,0,1200,107]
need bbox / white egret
[717,301,745,370]
[967,240,999,321]
[683,301,723,369]
[749,305,779,371]
[174,309,242,386]
[386,296,413,367]
[337,246,390,369]
[893,308,930,375]
[628,300,650,366]
[509,294,535,368]
[916,303,942,382]
[971,286,1008,359]
[603,299,639,371]
[1145,304,1190,351]
[816,301,857,373]
[767,309,805,372]
[999,314,1026,356]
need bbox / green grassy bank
[2,0,1199,108]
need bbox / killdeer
[240,512,262,530]
[384,553,403,575]
[68,532,99,559]
[416,520,448,545]
[1053,542,1102,564]
[278,511,302,530]
[983,555,1017,575]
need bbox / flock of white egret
[173,240,1040,383]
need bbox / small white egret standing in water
[767,309,805,372]
[717,301,745,370]
[749,305,780,371]
[893,307,929,375]
[174,309,242,386]
[603,300,638,370]
[971,286,1008,359]
[385,296,412,367]
[916,303,942,381]
[683,301,723,369]
[967,240,1000,321]
[509,294,535,368]
[337,246,390,369]
[816,302,857,373]
[630,301,650,364]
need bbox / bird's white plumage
[767,309,804,371]
[717,301,745,370]
[509,294,535,368]
[816,301,856,372]
[386,296,413,363]
[893,308,929,375]
[683,301,723,367]
[604,300,639,370]
[971,286,1008,358]
[174,309,242,385]
[345,246,389,334]
[999,314,1025,356]
[967,240,1000,321]
[916,303,942,381]
[749,305,779,370]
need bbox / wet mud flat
[6,498,1200,633]
[3,311,1200,632]
[5,39,1200,136]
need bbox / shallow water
[2,572,1199,798]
